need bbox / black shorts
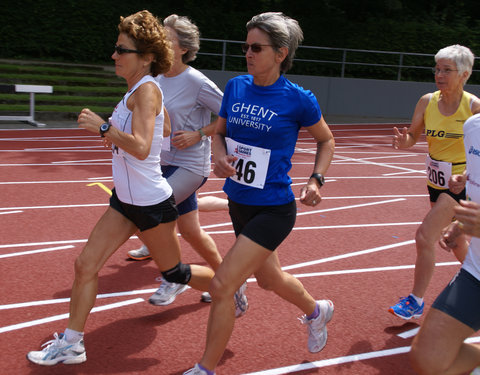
[432,268,480,331]
[228,199,296,251]
[109,188,178,232]
[427,185,466,203]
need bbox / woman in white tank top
[26,10,214,367]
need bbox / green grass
[0,72,122,85]
[0,63,114,76]
[0,103,114,113]
[0,60,124,118]
[0,93,121,104]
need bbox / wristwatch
[198,128,207,141]
[99,122,111,137]
[310,173,325,187]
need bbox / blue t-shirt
[219,74,322,205]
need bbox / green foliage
[0,0,479,78]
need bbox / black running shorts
[428,185,466,203]
[109,188,178,231]
[228,199,296,251]
[432,268,480,331]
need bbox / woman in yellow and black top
[389,44,480,320]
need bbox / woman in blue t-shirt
[185,12,335,375]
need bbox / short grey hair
[163,14,200,63]
[246,12,303,73]
[435,44,475,84]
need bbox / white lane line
[297,198,405,216]
[243,336,480,375]
[334,154,422,174]
[280,240,415,271]
[0,245,75,259]
[0,210,23,215]
[0,298,145,334]
[0,203,108,211]
[0,288,160,311]
[398,328,420,339]
[290,261,459,278]
[242,346,412,375]
[0,239,89,249]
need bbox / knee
[415,225,433,250]
[209,275,235,300]
[161,262,192,284]
[74,255,96,282]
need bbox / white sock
[410,294,423,306]
[64,328,84,343]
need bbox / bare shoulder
[470,93,480,115]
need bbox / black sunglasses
[114,45,142,55]
[241,43,273,54]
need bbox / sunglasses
[114,45,142,55]
[241,43,273,54]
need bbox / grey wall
[201,69,480,121]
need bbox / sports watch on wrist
[310,173,325,187]
[198,128,207,141]
[99,122,111,137]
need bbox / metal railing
[197,38,480,82]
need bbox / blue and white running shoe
[27,332,86,365]
[389,295,424,320]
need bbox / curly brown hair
[118,10,173,76]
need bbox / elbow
[134,145,151,160]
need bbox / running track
[1,123,478,375]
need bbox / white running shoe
[201,292,212,303]
[300,300,334,353]
[471,368,480,375]
[234,282,248,318]
[149,278,189,306]
[27,332,86,366]
[183,363,215,375]
[127,244,151,261]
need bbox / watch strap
[310,173,325,187]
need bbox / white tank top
[462,113,480,281]
[110,75,172,206]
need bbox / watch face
[101,123,109,132]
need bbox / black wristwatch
[310,173,325,187]
[99,122,111,137]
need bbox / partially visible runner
[126,14,235,307]
[26,10,215,366]
[389,44,480,320]
[184,12,335,375]
[410,112,480,375]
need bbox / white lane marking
[0,298,145,333]
[0,245,74,259]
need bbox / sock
[64,328,84,343]
[306,302,320,320]
[197,363,215,375]
[410,294,424,306]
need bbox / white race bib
[225,137,271,189]
[425,155,451,189]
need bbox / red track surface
[1,123,477,374]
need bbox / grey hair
[435,44,475,84]
[163,14,200,63]
[246,12,303,73]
